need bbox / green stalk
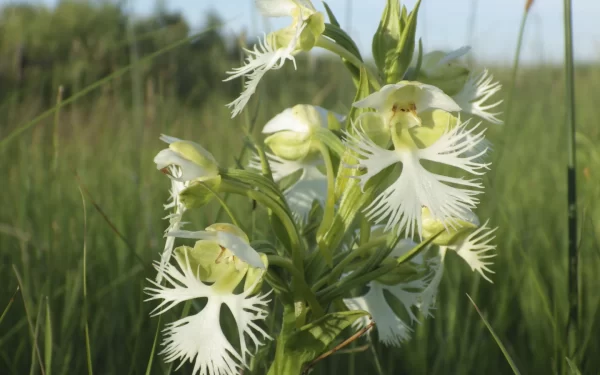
[562,0,579,359]
[316,36,381,90]
[78,187,93,375]
[51,86,64,172]
[316,142,337,263]
[504,9,529,125]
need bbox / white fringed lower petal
[145,254,271,374]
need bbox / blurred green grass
[1,2,600,375]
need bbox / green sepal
[300,12,326,51]
[178,175,222,209]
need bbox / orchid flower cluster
[146,1,502,374]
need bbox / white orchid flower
[145,238,271,375]
[153,135,220,282]
[343,239,432,346]
[344,112,490,239]
[224,0,322,118]
[250,104,344,221]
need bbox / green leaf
[322,1,340,27]
[322,23,363,85]
[372,0,402,74]
[285,311,369,365]
[323,24,362,62]
[467,294,522,375]
[565,358,582,375]
[386,0,421,83]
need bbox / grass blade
[13,267,46,375]
[78,187,93,375]
[44,297,53,375]
[562,0,579,359]
[466,294,521,375]
[0,286,20,327]
[144,315,162,375]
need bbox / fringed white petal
[452,220,498,282]
[417,120,491,175]
[156,169,187,283]
[224,20,305,118]
[363,149,483,239]
[347,122,489,238]
[161,300,242,375]
[343,279,425,347]
[145,254,271,374]
[343,127,403,190]
[453,70,503,124]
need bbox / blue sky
[15,0,600,63]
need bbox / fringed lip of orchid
[343,118,490,239]
[144,251,272,375]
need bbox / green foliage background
[1,1,599,374]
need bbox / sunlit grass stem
[562,0,579,360]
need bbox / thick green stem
[316,36,381,90]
